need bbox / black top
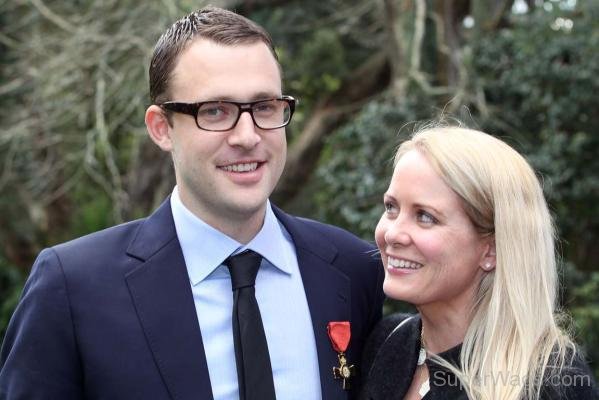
[358,313,599,400]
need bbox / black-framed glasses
[159,95,296,132]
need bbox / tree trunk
[273,52,390,205]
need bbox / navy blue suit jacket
[0,199,385,399]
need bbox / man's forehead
[168,39,282,102]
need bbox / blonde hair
[394,125,574,400]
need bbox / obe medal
[327,321,355,390]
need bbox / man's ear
[145,105,173,152]
[480,238,496,272]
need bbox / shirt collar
[170,187,292,286]
[244,201,293,276]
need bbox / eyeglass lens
[197,99,291,131]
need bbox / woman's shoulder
[367,313,415,348]
[375,312,413,332]
[358,313,420,399]
[541,348,599,399]
[361,313,417,372]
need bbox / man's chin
[225,199,269,220]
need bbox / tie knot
[225,250,262,290]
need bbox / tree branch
[273,51,390,205]
[29,0,76,33]
[382,0,409,98]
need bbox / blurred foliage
[566,268,599,364]
[311,93,436,235]
[472,11,599,370]
[0,0,189,257]
[0,0,597,379]
[257,0,382,132]
[471,3,599,275]
[0,257,24,341]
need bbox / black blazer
[0,198,385,400]
[359,313,599,400]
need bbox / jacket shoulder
[49,218,146,276]
[52,219,145,255]
[54,218,144,252]
[294,215,376,251]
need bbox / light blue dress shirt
[170,187,322,400]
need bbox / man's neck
[178,193,267,244]
[218,209,266,244]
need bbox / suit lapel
[273,207,351,400]
[125,199,213,400]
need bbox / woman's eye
[384,202,397,214]
[417,211,437,224]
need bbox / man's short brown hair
[149,7,279,104]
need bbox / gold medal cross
[332,353,355,390]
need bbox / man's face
[161,39,286,231]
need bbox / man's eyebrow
[204,92,281,102]
[250,92,281,101]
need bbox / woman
[360,126,598,399]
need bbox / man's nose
[227,110,261,148]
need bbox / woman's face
[375,150,492,311]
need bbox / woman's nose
[384,218,412,247]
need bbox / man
[0,7,384,400]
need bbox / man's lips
[217,160,265,173]
[217,160,267,185]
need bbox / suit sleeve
[0,248,84,399]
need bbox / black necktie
[225,250,277,400]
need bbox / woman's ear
[145,105,173,151]
[480,238,496,272]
